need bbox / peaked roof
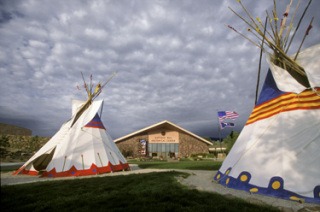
[114,120,212,145]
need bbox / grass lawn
[130,159,222,170]
[1,171,279,212]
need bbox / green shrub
[0,135,10,147]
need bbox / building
[114,120,212,159]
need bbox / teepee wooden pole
[294,16,314,61]
[97,153,103,167]
[81,72,90,98]
[255,17,268,105]
[285,0,313,53]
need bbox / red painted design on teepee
[109,161,130,172]
[14,161,129,177]
[40,163,118,178]
[96,163,113,174]
[121,162,130,170]
[12,166,39,176]
[84,114,106,129]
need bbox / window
[148,143,179,156]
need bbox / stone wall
[115,132,209,159]
[178,132,209,157]
[116,134,148,158]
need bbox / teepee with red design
[14,73,129,177]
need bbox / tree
[0,135,10,158]
[223,131,240,154]
[0,135,10,148]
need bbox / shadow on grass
[134,160,222,170]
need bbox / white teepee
[214,44,320,204]
[14,74,129,177]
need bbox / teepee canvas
[214,44,320,203]
[14,74,129,177]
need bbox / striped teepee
[214,44,320,204]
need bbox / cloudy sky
[1,0,319,139]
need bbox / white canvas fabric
[267,44,320,93]
[296,44,320,89]
[71,100,85,116]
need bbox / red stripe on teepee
[246,88,320,125]
[40,163,129,178]
[14,162,129,178]
[84,114,106,129]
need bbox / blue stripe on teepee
[256,70,286,106]
[214,170,320,204]
[84,114,106,129]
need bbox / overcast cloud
[0,0,319,139]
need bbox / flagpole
[216,110,239,155]
[216,110,223,154]
[218,127,223,154]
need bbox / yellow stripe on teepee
[246,89,320,125]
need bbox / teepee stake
[62,156,67,172]
[81,154,84,170]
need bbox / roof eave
[114,120,212,146]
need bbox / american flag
[218,111,239,121]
